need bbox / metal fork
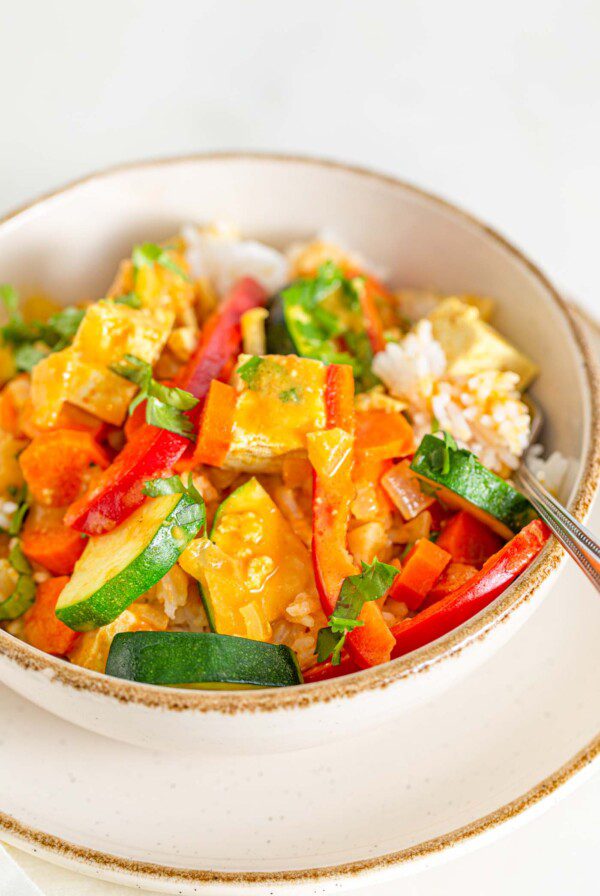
[512,398,600,592]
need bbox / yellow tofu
[226,355,328,471]
[397,290,495,324]
[72,299,174,367]
[429,298,538,389]
[67,358,137,425]
[68,603,168,672]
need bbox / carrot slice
[21,505,86,575]
[355,410,414,462]
[23,576,80,656]
[19,430,110,506]
[193,380,237,467]
[389,538,452,611]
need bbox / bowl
[0,153,597,753]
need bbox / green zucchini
[105,631,303,688]
[55,493,205,631]
[410,434,537,539]
[0,575,36,620]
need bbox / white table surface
[1,0,598,893]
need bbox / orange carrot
[21,505,86,575]
[193,380,237,467]
[436,511,504,567]
[355,409,414,462]
[389,538,452,611]
[19,429,110,507]
[23,577,80,656]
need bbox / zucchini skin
[56,495,204,632]
[265,292,297,355]
[105,631,303,688]
[410,435,537,535]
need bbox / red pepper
[436,511,504,567]
[310,366,395,669]
[420,562,478,610]
[303,655,359,682]
[345,268,388,353]
[324,363,355,433]
[391,519,550,659]
[65,277,267,534]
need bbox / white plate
[0,306,598,894]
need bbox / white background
[0,0,598,893]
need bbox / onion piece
[381,460,434,520]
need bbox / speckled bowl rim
[0,152,598,718]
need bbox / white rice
[373,321,531,473]
[183,223,290,297]
[527,444,573,497]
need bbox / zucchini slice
[105,631,303,688]
[410,434,537,539]
[180,477,314,640]
[55,493,204,631]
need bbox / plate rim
[0,151,598,715]
[1,735,598,890]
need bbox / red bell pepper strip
[65,277,267,534]
[310,366,395,669]
[303,654,359,683]
[420,562,478,610]
[436,511,504,567]
[346,268,388,354]
[391,519,550,659]
[388,538,452,611]
[324,363,355,433]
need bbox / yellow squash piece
[68,603,169,672]
[180,478,316,641]
[429,297,538,389]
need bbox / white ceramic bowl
[0,154,597,753]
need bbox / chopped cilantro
[316,558,399,665]
[143,474,206,531]
[278,387,299,403]
[110,354,198,440]
[237,356,264,389]
[113,292,142,308]
[132,243,190,283]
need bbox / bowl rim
[0,150,598,715]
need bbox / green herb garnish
[132,243,190,283]
[237,356,264,389]
[0,284,84,367]
[429,430,458,476]
[113,292,142,308]
[280,262,379,392]
[110,354,198,440]
[278,387,299,403]
[315,558,399,665]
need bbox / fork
[512,398,600,591]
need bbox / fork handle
[514,465,600,592]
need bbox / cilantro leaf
[279,387,299,403]
[132,243,190,283]
[142,474,206,532]
[429,430,458,476]
[0,284,20,319]
[237,356,263,389]
[110,355,199,439]
[14,343,48,372]
[315,558,399,665]
[113,292,142,308]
